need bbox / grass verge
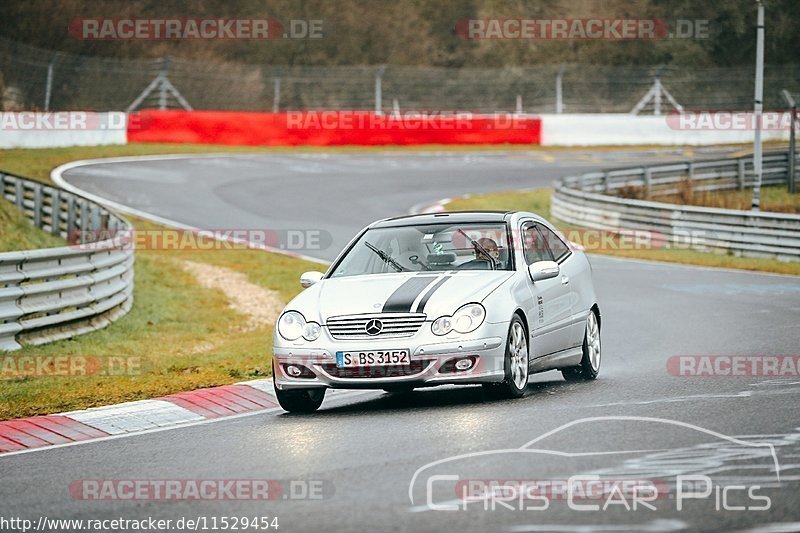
[0,199,67,252]
[0,215,323,420]
[657,184,800,214]
[447,188,800,276]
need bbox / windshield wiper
[456,229,496,270]
[364,241,406,272]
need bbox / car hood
[287,271,514,322]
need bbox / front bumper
[272,322,508,390]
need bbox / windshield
[329,222,513,278]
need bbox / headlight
[278,311,321,341]
[431,316,453,336]
[432,303,486,335]
[303,321,321,341]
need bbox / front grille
[320,360,428,378]
[326,313,426,340]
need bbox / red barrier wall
[128,110,541,146]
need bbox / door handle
[561,275,570,285]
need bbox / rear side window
[537,224,571,262]
[521,223,553,264]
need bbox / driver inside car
[458,237,500,269]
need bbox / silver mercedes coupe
[272,211,601,413]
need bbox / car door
[535,222,585,348]
[520,221,574,358]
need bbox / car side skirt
[530,346,583,373]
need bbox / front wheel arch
[483,314,529,400]
[513,308,529,342]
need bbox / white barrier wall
[0,112,127,148]
[540,113,792,146]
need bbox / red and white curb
[0,380,363,456]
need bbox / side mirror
[300,271,324,288]
[528,261,560,282]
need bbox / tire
[483,315,529,400]
[272,364,325,413]
[274,384,326,413]
[562,310,601,382]
[275,389,325,413]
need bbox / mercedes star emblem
[364,319,383,335]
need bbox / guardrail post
[789,108,797,194]
[643,168,652,197]
[737,158,746,190]
[80,202,89,242]
[602,172,609,193]
[375,65,386,115]
[66,195,76,242]
[555,65,565,113]
[90,204,101,231]
[50,189,61,236]
[15,179,23,209]
[272,77,281,113]
[33,186,42,229]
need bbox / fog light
[286,365,303,377]
[455,358,474,371]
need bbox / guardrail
[0,171,134,351]
[552,151,800,262]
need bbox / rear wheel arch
[591,303,601,329]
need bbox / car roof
[371,211,512,228]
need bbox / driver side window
[521,223,553,265]
[537,224,571,263]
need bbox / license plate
[336,349,410,368]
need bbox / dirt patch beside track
[182,260,284,333]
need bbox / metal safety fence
[2,37,800,114]
[0,172,134,351]
[552,151,800,261]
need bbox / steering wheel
[409,255,432,271]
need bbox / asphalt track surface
[2,148,800,532]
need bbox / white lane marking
[63,399,204,435]
[51,156,330,266]
[740,523,800,533]
[585,391,753,408]
[507,519,689,532]
[585,383,800,409]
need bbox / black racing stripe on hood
[382,276,438,313]
[415,275,452,313]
